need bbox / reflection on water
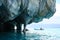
[0,31,49,40]
[0,31,26,40]
[0,28,60,40]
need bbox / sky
[27,0,60,29]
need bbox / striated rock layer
[0,0,56,32]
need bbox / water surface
[0,28,60,40]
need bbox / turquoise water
[0,28,60,40]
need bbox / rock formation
[0,0,56,32]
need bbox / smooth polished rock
[0,0,56,32]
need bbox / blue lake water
[0,28,60,40]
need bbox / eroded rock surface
[0,0,56,32]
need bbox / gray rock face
[0,0,56,31]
